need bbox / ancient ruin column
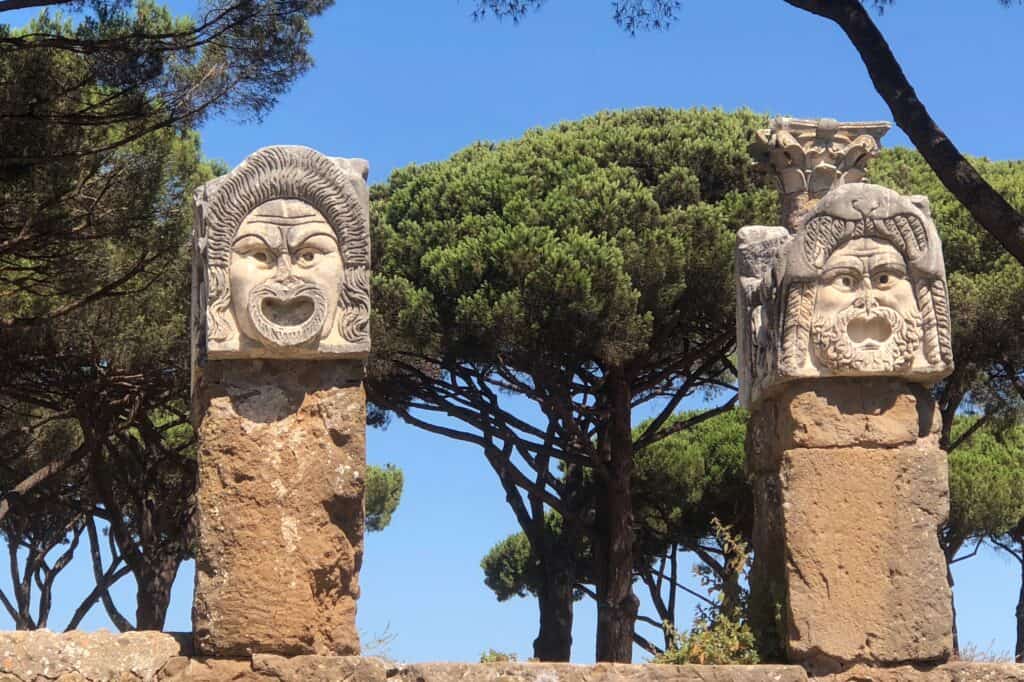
[736,172,956,671]
[190,146,371,657]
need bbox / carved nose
[275,254,294,279]
[852,291,877,315]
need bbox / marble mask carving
[192,146,371,360]
[736,183,953,407]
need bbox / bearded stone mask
[191,146,370,361]
[735,183,953,407]
[808,237,923,373]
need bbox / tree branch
[635,394,737,450]
[950,537,984,564]
[783,0,1024,265]
[0,440,91,524]
[947,412,994,454]
[78,516,133,632]
[0,0,71,12]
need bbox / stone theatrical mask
[736,183,953,407]
[192,146,370,360]
[229,199,343,348]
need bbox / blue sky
[3,0,1024,665]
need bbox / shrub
[653,613,760,665]
[479,649,518,663]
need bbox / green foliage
[633,410,750,556]
[479,648,519,663]
[869,150,1024,417]
[481,410,750,601]
[482,526,538,602]
[1,0,330,165]
[365,464,404,532]
[472,1,681,34]
[694,518,750,612]
[654,519,758,665]
[652,614,759,665]
[0,0,330,629]
[373,108,776,658]
[481,512,589,601]
[372,107,776,371]
[948,419,1024,541]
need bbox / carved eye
[296,249,318,266]
[873,271,903,289]
[251,251,272,267]
[830,274,856,292]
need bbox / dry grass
[954,641,1014,663]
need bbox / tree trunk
[533,548,575,661]
[533,459,585,661]
[945,548,960,657]
[593,369,639,663]
[1012,530,1024,664]
[1016,552,1023,664]
[720,544,743,618]
[134,558,180,630]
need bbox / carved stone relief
[737,183,953,407]
[192,146,371,360]
[750,117,891,230]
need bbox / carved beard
[810,304,922,372]
[246,278,329,348]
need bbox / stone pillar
[190,146,372,657]
[749,117,890,231]
[736,170,956,671]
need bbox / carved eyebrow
[250,211,321,222]
[868,252,906,264]
[821,258,865,275]
[866,252,907,270]
[258,219,326,229]
[286,226,338,250]
[871,263,908,277]
[232,233,276,250]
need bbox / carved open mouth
[812,303,921,373]
[261,296,315,326]
[846,314,892,348]
[248,282,328,347]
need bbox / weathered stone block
[748,376,954,669]
[0,630,183,682]
[192,359,366,657]
[252,654,390,681]
[158,657,256,681]
[776,379,938,450]
[781,444,953,671]
[817,662,1024,681]
[0,632,1020,682]
[747,380,938,473]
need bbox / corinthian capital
[751,117,891,229]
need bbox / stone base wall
[748,379,954,672]
[2,632,1022,682]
